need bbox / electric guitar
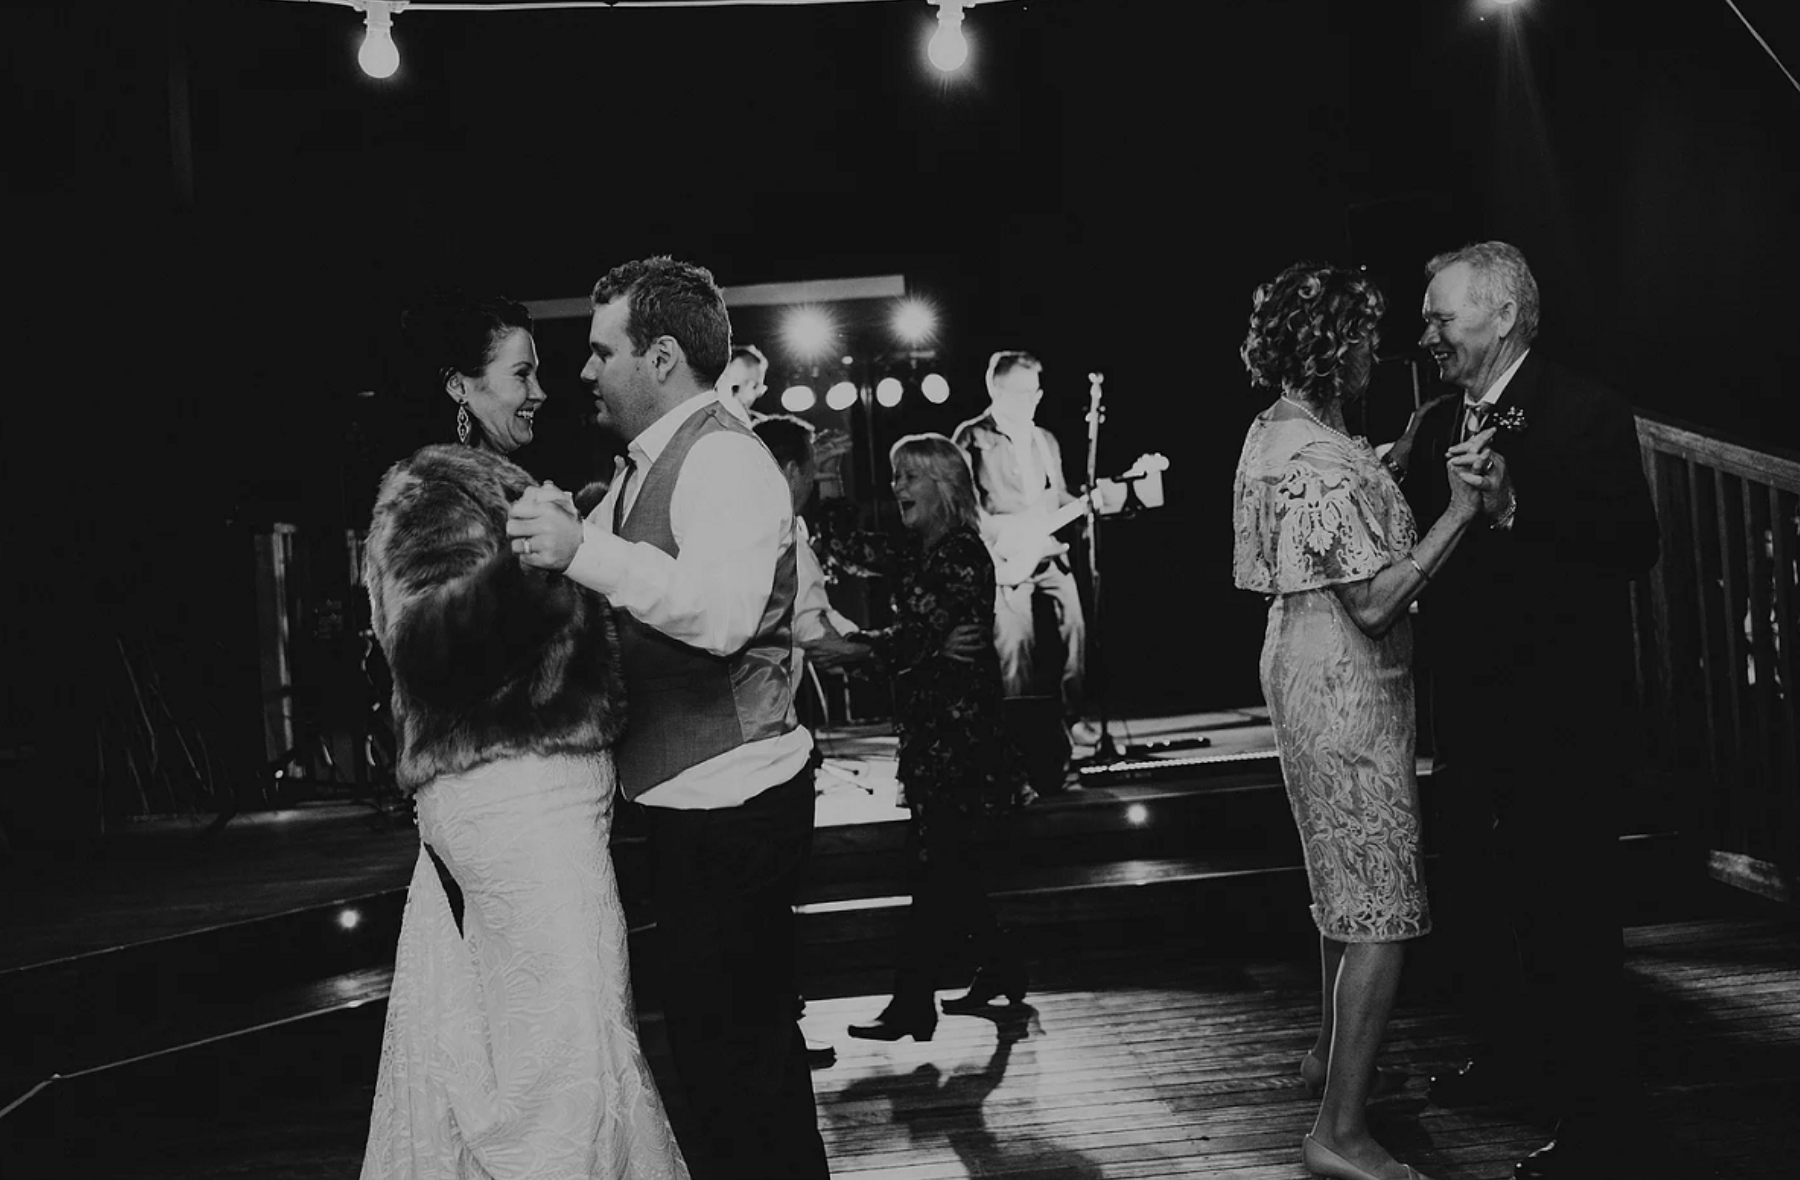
[983,452,1170,588]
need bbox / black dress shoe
[847,1001,937,1043]
[940,960,1029,1014]
[1429,1057,1525,1107]
[805,1040,837,1069]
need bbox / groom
[508,256,828,1180]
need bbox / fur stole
[365,444,626,795]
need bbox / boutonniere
[1490,406,1528,449]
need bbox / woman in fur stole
[359,294,687,1180]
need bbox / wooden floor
[804,917,1800,1180]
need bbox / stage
[1,707,1794,1178]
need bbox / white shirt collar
[1471,348,1530,409]
[628,389,728,469]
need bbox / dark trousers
[645,768,829,1180]
[1435,739,1630,1123]
[894,808,1002,1002]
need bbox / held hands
[805,632,869,670]
[1445,427,1512,521]
[506,482,584,572]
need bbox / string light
[928,1,969,72]
[825,381,860,412]
[920,372,950,403]
[356,0,404,79]
[781,384,818,412]
[875,376,905,407]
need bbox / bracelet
[1407,553,1432,582]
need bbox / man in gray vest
[508,256,828,1179]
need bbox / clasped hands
[1445,425,1513,521]
[507,483,584,572]
[807,623,986,670]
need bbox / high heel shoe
[1302,1134,1434,1180]
[940,959,1029,1014]
[1300,1051,1409,1100]
[847,1000,937,1043]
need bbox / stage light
[781,384,817,413]
[357,1,403,79]
[920,372,951,404]
[1125,804,1149,826]
[928,1,969,73]
[892,299,937,344]
[781,306,835,359]
[875,377,904,407]
[338,908,363,931]
[825,381,859,412]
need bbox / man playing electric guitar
[953,351,1095,746]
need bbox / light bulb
[928,5,969,73]
[359,27,399,78]
[875,377,904,408]
[825,381,859,412]
[781,385,817,413]
[921,373,950,404]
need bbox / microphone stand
[1078,372,1122,766]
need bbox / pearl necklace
[1280,395,1356,443]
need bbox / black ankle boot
[940,957,1028,1014]
[847,997,937,1042]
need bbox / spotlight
[825,381,859,412]
[892,299,937,344]
[928,1,970,73]
[356,1,403,80]
[781,384,817,413]
[1125,804,1149,826]
[875,377,904,408]
[920,372,951,404]
[338,908,363,931]
[781,307,835,360]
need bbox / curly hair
[1239,262,1385,401]
[402,290,534,394]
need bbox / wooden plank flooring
[801,917,1799,1180]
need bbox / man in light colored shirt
[508,256,827,1180]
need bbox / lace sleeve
[1235,443,1397,594]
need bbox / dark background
[5,0,1798,833]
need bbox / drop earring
[456,401,472,445]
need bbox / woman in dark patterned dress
[811,433,1034,1042]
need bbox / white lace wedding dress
[361,753,689,1180]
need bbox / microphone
[1375,348,1429,366]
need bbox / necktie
[612,455,638,534]
[1463,401,1492,442]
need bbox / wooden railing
[1634,413,1800,901]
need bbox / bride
[359,292,687,1179]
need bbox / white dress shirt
[564,390,814,808]
[1464,348,1531,437]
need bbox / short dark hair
[986,350,1041,394]
[752,413,816,471]
[402,290,533,391]
[1239,262,1385,401]
[590,256,732,387]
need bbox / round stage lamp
[892,299,937,344]
[920,372,951,404]
[782,307,835,360]
[781,384,817,413]
[825,381,859,412]
[875,377,905,408]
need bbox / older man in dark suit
[1393,241,1660,1179]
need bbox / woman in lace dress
[360,294,687,1180]
[1232,264,1489,1180]
[811,434,1033,1043]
